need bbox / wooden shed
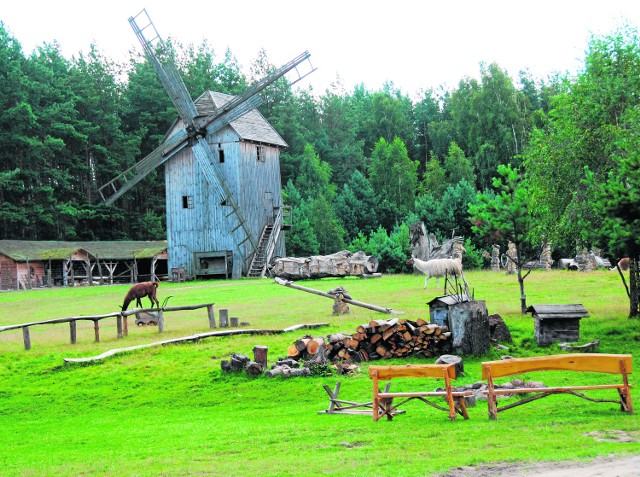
[0,241,167,290]
[163,91,290,279]
[427,295,490,355]
[526,304,590,346]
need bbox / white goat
[407,255,463,289]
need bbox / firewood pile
[287,318,452,364]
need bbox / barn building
[0,240,167,290]
[163,91,291,279]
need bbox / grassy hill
[1,270,639,476]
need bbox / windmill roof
[0,240,167,261]
[195,91,288,148]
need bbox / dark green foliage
[333,170,378,241]
[585,107,640,317]
[349,224,410,273]
[368,137,418,225]
[469,164,537,312]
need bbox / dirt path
[442,454,640,477]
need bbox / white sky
[2,1,640,98]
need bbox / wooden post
[158,309,164,333]
[219,309,229,327]
[253,346,268,367]
[117,314,123,339]
[123,315,128,336]
[230,317,239,327]
[487,369,498,420]
[22,326,31,350]
[94,320,100,342]
[207,304,216,328]
[69,320,77,345]
[372,369,380,422]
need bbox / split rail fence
[0,303,218,350]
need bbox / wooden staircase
[247,225,274,278]
[246,206,291,278]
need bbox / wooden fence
[0,303,215,350]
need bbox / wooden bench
[368,364,473,422]
[482,353,633,420]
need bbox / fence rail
[0,303,215,350]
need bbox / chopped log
[295,338,311,352]
[283,367,311,377]
[245,361,264,375]
[327,333,349,344]
[287,344,302,358]
[273,358,300,368]
[306,337,324,355]
[370,333,383,344]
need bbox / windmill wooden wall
[164,91,287,278]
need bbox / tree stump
[436,354,464,376]
[489,313,513,343]
[253,346,268,367]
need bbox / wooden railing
[0,303,215,350]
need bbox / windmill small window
[256,145,265,162]
[218,144,224,163]
[182,195,193,209]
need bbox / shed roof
[525,304,590,320]
[427,294,473,307]
[0,240,167,262]
[194,91,288,148]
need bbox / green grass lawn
[1,270,639,476]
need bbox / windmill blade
[199,51,314,134]
[98,130,189,205]
[129,9,198,127]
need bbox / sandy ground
[441,454,640,477]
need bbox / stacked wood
[325,318,452,362]
[269,250,379,280]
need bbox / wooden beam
[274,277,403,315]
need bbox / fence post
[22,326,31,350]
[69,320,77,344]
[207,304,216,329]
[123,315,129,336]
[219,309,229,328]
[117,314,123,339]
[94,320,100,342]
[230,317,239,327]
[158,309,164,333]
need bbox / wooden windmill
[99,9,314,279]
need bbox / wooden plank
[487,384,628,395]
[63,323,329,363]
[482,354,633,379]
[369,363,456,380]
